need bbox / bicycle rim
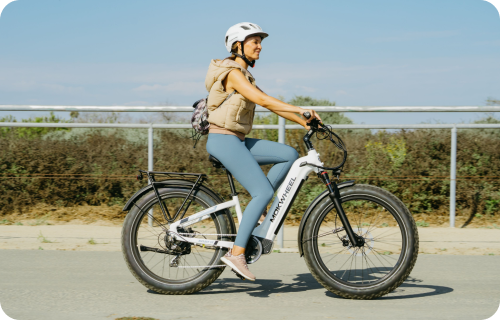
[312,194,408,287]
[130,192,227,283]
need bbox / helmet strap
[234,41,255,68]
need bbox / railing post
[450,125,457,228]
[148,124,154,227]
[277,117,286,249]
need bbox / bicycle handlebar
[303,111,324,130]
[301,111,348,172]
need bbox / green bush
[1,106,499,217]
[1,123,499,217]
[1,112,70,138]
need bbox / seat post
[226,170,238,196]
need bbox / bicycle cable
[310,120,348,173]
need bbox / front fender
[297,180,355,256]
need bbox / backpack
[190,90,235,147]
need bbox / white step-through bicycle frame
[168,149,324,249]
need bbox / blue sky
[0,0,499,124]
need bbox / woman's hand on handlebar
[301,109,322,129]
[301,109,322,122]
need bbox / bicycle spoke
[314,195,407,286]
[161,254,166,278]
[323,246,350,265]
[132,193,226,282]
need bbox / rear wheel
[122,187,234,294]
[303,184,419,299]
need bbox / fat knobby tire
[302,184,419,299]
[121,187,233,295]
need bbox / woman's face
[241,36,262,61]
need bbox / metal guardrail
[1,106,499,248]
[3,122,500,129]
[1,105,500,112]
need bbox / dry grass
[1,203,499,229]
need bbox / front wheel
[302,184,419,299]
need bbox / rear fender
[297,180,355,256]
[123,179,194,211]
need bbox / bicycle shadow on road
[367,276,454,300]
[195,273,453,300]
[197,273,322,298]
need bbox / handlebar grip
[303,111,311,119]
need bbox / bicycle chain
[177,233,237,236]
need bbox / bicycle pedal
[231,269,246,281]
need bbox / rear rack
[136,170,207,182]
[137,170,207,223]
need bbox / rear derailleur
[139,227,195,257]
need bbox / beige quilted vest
[205,58,256,135]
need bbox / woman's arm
[273,110,308,128]
[225,69,322,123]
[256,85,309,128]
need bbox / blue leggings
[206,134,299,248]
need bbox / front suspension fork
[319,171,364,247]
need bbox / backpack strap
[219,90,236,108]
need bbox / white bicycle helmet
[225,22,268,67]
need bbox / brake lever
[308,118,322,130]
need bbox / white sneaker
[221,252,256,281]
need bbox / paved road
[0,250,499,320]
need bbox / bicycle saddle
[208,155,225,169]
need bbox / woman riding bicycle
[205,22,321,281]
[122,23,418,294]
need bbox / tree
[0,112,69,138]
[486,98,500,106]
[474,115,500,124]
[287,95,353,124]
